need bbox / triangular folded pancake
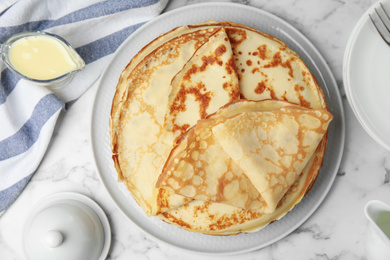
[157,114,268,212]
[156,99,298,213]
[164,27,239,144]
[157,100,332,213]
[110,27,222,216]
[212,106,332,212]
[195,22,326,109]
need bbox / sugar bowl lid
[22,192,111,260]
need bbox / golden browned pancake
[211,104,332,212]
[163,27,239,145]
[189,21,329,193]
[110,20,331,235]
[110,26,222,216]
[158,104,267,212]
[157,100,332,214]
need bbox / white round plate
[343,0,390,150]
[91,2,344,255]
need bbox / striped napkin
[0,0,168,215]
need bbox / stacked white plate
[343,0,390,150]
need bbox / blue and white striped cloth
[0,0,168,215]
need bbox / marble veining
[1,0,390,259]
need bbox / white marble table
[1,0,390,259]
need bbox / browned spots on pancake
[226,28,247,47]
[197,88,213,119]
[192,201,211,218]
[185,45,227,79]
[269,87,277,99]
[169,82,212,130]
[195,201,211,213]
[223,81,240,101]
[209,214,237,231]
[161,212,192,229]
[156,188,169,214]
[298,95,311,107]
[169,85,187,113]
[251,68,260,74]
[172,124,191,142]
[294,84,311,107]
[255,81,267,94]
[208,210,262,231]
[281,91,288,101]
[225,57,236,75]
[215,44,227,57]
[200,55,222,71]
[229,82,240,100]
[161,202,264,232]
[183,64,198,81]
[246,60,252,66]
[263,51,295,78]
[257,44,267,60]
[301,70,311,85]
[241,69,245,73]
[294,84,305,92]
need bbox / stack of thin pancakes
[110,21,333,235]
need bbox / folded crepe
[111,20,331,235]
[110,25,239,216]
[158,110,268,212]
[110,26,219,216]
[174,21,328,190]
[157,100,333,213]
[163,27,239,145]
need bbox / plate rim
[91,1,345,255]
[343,0,390,150]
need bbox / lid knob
[22,193,111,260]
[45,230,64,248]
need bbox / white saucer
[22,192,111,260]
[343,0,390,150]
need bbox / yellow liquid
[376,211,390,239]
[8,35,77,80]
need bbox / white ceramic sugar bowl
[22,192,111,260]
